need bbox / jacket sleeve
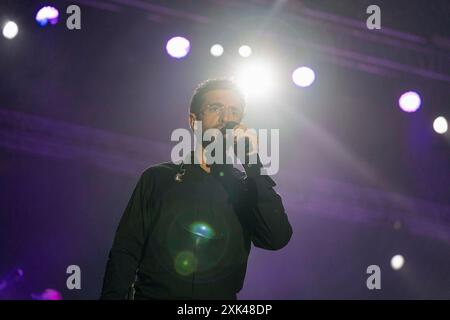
[242,159,293,251]
[100,171,152,299]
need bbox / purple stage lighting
[166,36,190,59]
[35,6,59,27]
[398,91,421,113]
[31,288,63,300]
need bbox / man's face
[190,89,244,132]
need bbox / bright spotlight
[292,66,316,87]
[433,116,448,134]
[390,254,405,270]
[166,36,190,59]
[234,60,274,99]
[2,21,18,39]
[210,44,224,57]
[399,91,421,113]
[35,6,59,26]
[238,45,252,58]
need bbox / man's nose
[220,107,239,123]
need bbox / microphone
[222,121,239,132]
[221,121,254,164]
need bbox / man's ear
[189,113,197,131]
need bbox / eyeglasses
[201,103,244,119]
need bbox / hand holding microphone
[222,121,259,163]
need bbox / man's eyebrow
[202,101,244,112]
[208,102,243,108]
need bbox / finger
[233,128,246,140]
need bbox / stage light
[166,36,190,59]
[31,288,62,300]
[390,254,405,270]
[2,21,18,39]
[292,66,316,87]
[234,60,275,99]
[238,45,252,58]
[35,6,59,26]
[433,116,448,134]
[210,44,224,57]
[399,91,421,113]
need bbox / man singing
[100,79,292,299]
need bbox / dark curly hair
[189,78,246,118]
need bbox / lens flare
[188,222,216,239]
[174,251,197,276]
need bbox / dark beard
[202,134,228,165]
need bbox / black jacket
[100,154,292,299]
